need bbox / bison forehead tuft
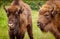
[8,5,20,12]
[39,4,53,15]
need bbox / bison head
[37,4,57,32]
[3,5,23,29]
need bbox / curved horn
[3,5,7,12]
[37,3,41,9]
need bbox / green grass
[0,7,55,39]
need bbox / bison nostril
[37,22,43,26]
[37,22,44,30]
[37,22,41,26]
[8,23,14,28]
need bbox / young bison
[37,0,60,39]
[3,0,33,39]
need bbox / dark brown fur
[37,0,60,39]
[3,0,33,39]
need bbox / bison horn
[3,5,7,12]
[37,3,41,9]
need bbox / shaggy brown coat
[37,0,60,39]
[3,0,33,39]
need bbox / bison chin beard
[37,25,49,32]
[37,23,51,32]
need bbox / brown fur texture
[3,0,33,39]
[37,0,60,39]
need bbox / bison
[37,0,60,39]
[3,0,33,39]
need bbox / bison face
[37,7,54,32]
[7,10,19,29]
[3,5,23,29]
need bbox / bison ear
[18,7,24,14]
[51,10,57,17]
[51,5,57,17]
[50,8,57,17]
[50,9,55,17]
[3,5,8,12]
[15,9,24,15]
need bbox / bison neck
[50,27,60,39]
[51,31,60,39]
[51,13,60,39]
[56,15,60,32]
[53,14,60,27]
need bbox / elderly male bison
[3,0,33,39]
[37,0,60,39]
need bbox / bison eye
[44,12,50,17]
[44,14,50,19]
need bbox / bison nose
[8,21,14,26]
[8,23,13,26]
[37,22,40,26]
[8,23,14,28]
[37,22,43,26]
[37,22,44,30]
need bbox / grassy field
[0,7,55,39]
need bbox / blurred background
[0,0,55,39]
